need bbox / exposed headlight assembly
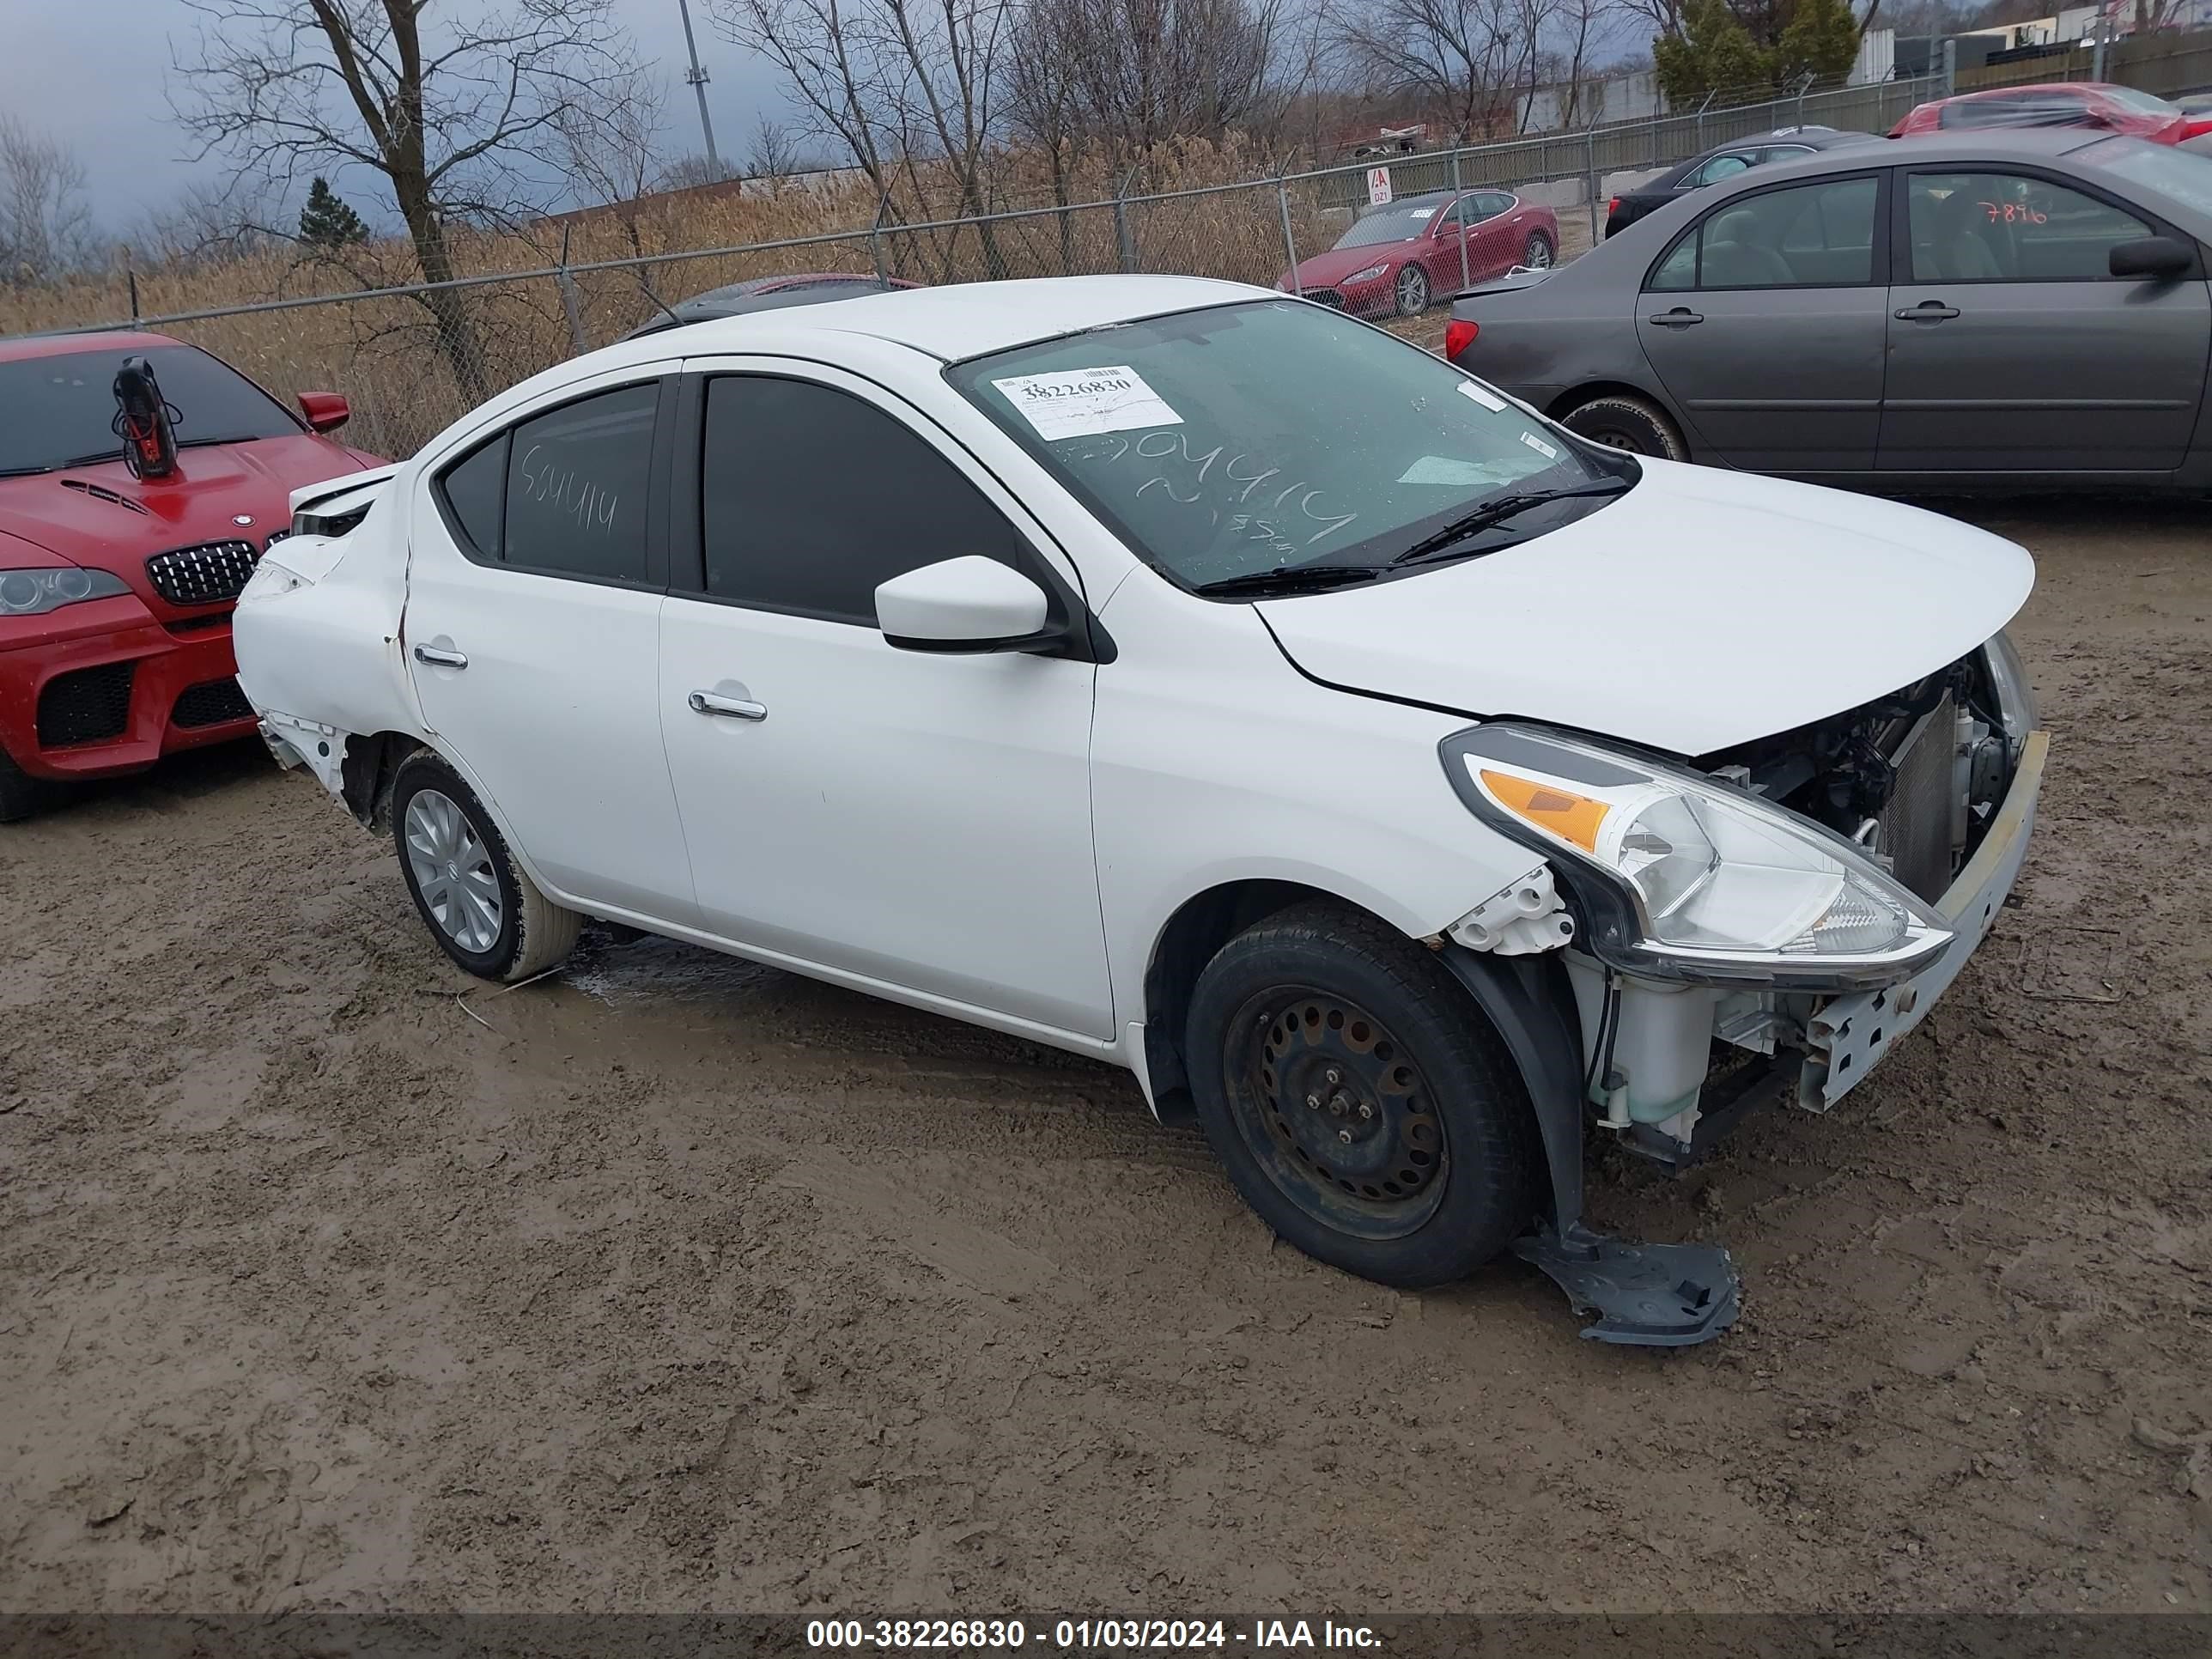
[1440,724,1953,991]
[0,567,130,617]
[1344,263,1392,284]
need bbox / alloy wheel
[1396,265,1429,314]
[403,787,503,953]
[1523,234,1553,269]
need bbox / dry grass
[0,140,1546,458]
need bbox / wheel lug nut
[1325,1068,1341,1085]
[1305,1094,1321,1109]
[1337,1128,1353,1144]
[1358,1102,1373,1120]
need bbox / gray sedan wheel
[1395,264,1431,317]
[1561,394,1688,462]
[1522,232,1554,269]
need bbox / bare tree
[0,115,95,285]
[172,0,639,398]
[659,151,738,188]
[556,64,670,238]
[710,0,1013,277]
[1331,0,1528,140]
[128,181,283,270]
[745,115,802,178]
[1007,0,1286,176]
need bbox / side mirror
[298,392,351,433]
[2110,234,2193,279]
[876,556,1052,653]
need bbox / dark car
[1446,130,2212,491]
[1604,126,1883,237]
[622,272,918,339]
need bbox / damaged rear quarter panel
[234,474,427,797]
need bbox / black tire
[1185,901,1541,1288]
[0,746,64,824]
[1561,393,1689,461]
[1394,263,1431,317]
[1522,231,1555,270]
[390,749,580,983]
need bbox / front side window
[699,375,1050,626]
[1907,171,2153,281]
[432,380,659,582]
[947,300,1623,592]
[1651,176,1878,289]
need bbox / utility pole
[676,0,724,179]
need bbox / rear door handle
[412,643,467,669]
[1895,301,1960,321]
[1647,307,1704,327]
[689,690,767,722]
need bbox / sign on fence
[1366,167,1393,207]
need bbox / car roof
[605,274,1265,367]
[0,329,184,363]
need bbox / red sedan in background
[1279,189,1560,318]
[0,332,380,821]
[1890,82,2212,144]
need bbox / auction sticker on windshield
[991,366,1183,441]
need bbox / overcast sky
[0,0,793,235]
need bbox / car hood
[1255,459,2035,756]
[1285,241,1419,287]
[0,433,371,611]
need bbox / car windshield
[2081,134,2212,211]
[1333,204,1443,249]
[946,300,1622,592]
[0,343,301,475]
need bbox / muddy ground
[3,498,2209,1617]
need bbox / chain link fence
[10,74,1944,459]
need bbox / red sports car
[0,331,381,820]
[1279,189,1560,318]
[1890,82,2212,144]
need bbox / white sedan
[236,276,2046,1345]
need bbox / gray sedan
[1447,130,2212,489]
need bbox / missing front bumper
[1800,728,2048,1111]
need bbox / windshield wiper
[1387,478,1632,568]
[0,449,125,477]
[1191,562,1382,597]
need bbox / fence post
[869,192,891,283]
[1277,179,1302,296]
[1795,71,1808,128]
[1451,149,1470,291]
[2091,19,2108,83]
[123,246,139,322]
[1650,107,1660,168]
[1942,37,1958,96]
[1584,125,1601,245]
[1114,167,1139,274]
[555,226,588,357]
[1696,89,1715,152]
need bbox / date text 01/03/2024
[804,1617,1383,1649]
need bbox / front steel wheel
[1186,902,1541,1287]
[1228,986,1450,1239]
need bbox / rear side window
[433,381,659,583]
[440,437,506,557]
[698,375,1049,626]
[1647,176,1878,289]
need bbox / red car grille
[1302,288,1346,310]
[145,539,258,607]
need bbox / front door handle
[1895,301,1960,322]
[1647,307,1704,327]
[412,643,468,669]
[689,690,767,722]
